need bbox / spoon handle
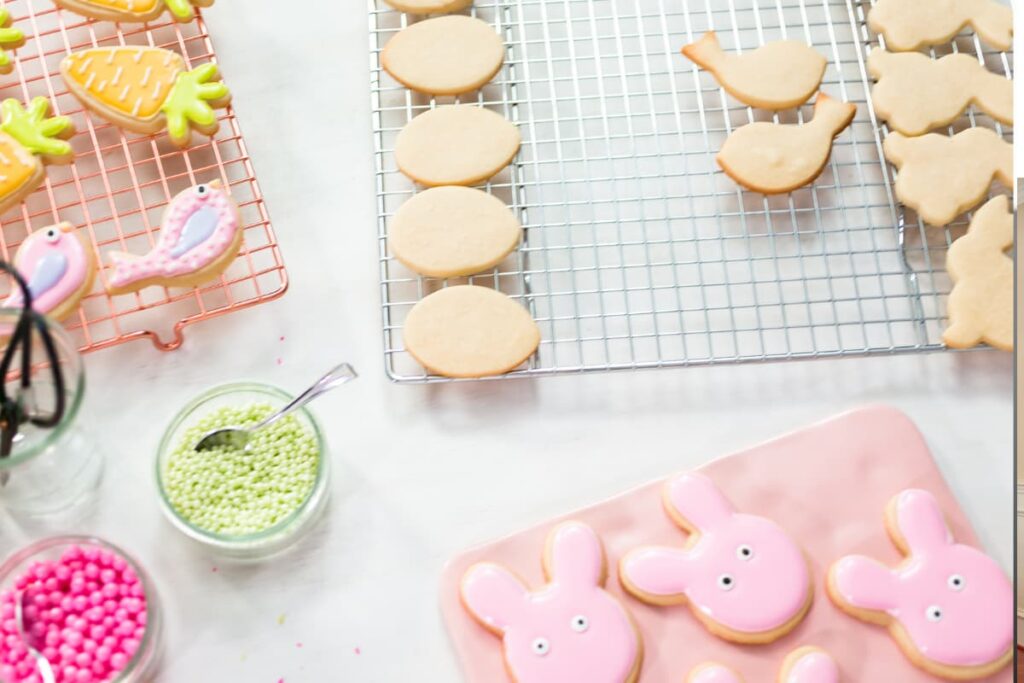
[256,363,358,431]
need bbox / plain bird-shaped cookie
[717,94,856,194]
[943,195,1012,351]
[883,127,1011,227]
[868,49,1012,135]
[868,0,1012,51]
[682,32,826,110]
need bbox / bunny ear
[781,648,839,683]
[891,489,952,555]
[665,472,735,533]
[830,555,899,612]
[546,522,605,587]
[461,563,529,634]
[621,546,692,599]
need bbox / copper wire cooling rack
[370,0,1012,382]
[0,1,286,353]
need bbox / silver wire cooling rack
[369,0,1013,382]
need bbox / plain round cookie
[395,106,521,186]
[403,285,540,377]
[381,0,473,13]
[389,187,522,277]
[382,16,504,95]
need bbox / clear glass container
[156,382,330,558]
[0,535,162,683]
[0,310,102,516]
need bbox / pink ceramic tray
[440,406,1011,682]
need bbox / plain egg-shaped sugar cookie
[868,0,1012,51]
[382,0,473,13]
[396,106,521,186]
[390,186,522,278]
[382,16,504,95]
[403,285,540,378]
[682,32,826,110]
[716,93,856,195]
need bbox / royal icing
[781,648,839,683]
[0,8,24,74]
[461,522,640,683]
[830,489,1012,668]
[688,663,742,683]
[107,181,239,291]
[0,98,74,214]
[2,223,91,316]
[54,0,210,23]
[620,472,810,637]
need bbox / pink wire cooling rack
[0,1,287,352]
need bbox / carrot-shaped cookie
[60,46,230,148]
[0,8,25,75]
[0,97,75,216]
[52,0,213,23]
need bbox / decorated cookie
[883,127,1011,227]
[52,0,213,23]
[460,521,643,683]
[61,46,230,148]
[687,647,839,683]
[716,93,856,195]
[1,223,95,322]
[943,195,1012,351]
[620,471,812,644]
[389,186,522,277]
[106,181,241,295]
[382,0,472,13]
[402,285,540,378]
[382,16,504,96]
[0,7,24,75]
[395,105,520,186]
[868,0,1012,52]
[0,97,75,217]
[868,49,1012,136]
[827,489,1013,680]
[681,32,826,110]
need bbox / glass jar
[156,382,330,558]
[0,535,162,683]
[0,310,102,516]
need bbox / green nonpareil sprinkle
[164,403,320,537]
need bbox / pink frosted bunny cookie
[686,646,839,683]
[460,521,643,683]
[827,489,1012,680]
[619,472,812,643]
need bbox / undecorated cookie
[828,489,1013,680]
[403,285,539,377]
[395,105,520,186]
[868,49,1012,135]
[389,186,521,277]
[868,0,1012,51]
[716,93,856,194]
[944,195,1012,351]
[883,127,1011,227]
[382,16,504,95]
[682,32,826,110]
[381,0,472,13]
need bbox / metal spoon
[195,363,357,452]
[15,590,55,683]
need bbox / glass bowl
[0,536,162,683]
[156,382,330,557]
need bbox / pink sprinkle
[279,336,285,342]
[276,358,283,366]
[295,642,303,649]
[354,647,361,655]
[211,567,218,573]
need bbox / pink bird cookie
[106,181,241,295]
[828,489,1013,680]
[2,222,95,322]
[687,646,840,683]
[460,521,643,683]
[620,471,812,643]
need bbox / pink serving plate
[440,406,1011,682]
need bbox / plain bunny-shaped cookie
[461,521,643,683]
[687,646,839,683]
[828,489,1013,680]
[620,472,812,643]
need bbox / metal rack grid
[370,0,1012,382]
[0,1,287,353]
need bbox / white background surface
[0,1,1014,681]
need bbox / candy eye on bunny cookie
[460,521,643,683]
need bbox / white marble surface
[0,1,1014,681]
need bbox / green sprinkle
[164,403,320,537]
